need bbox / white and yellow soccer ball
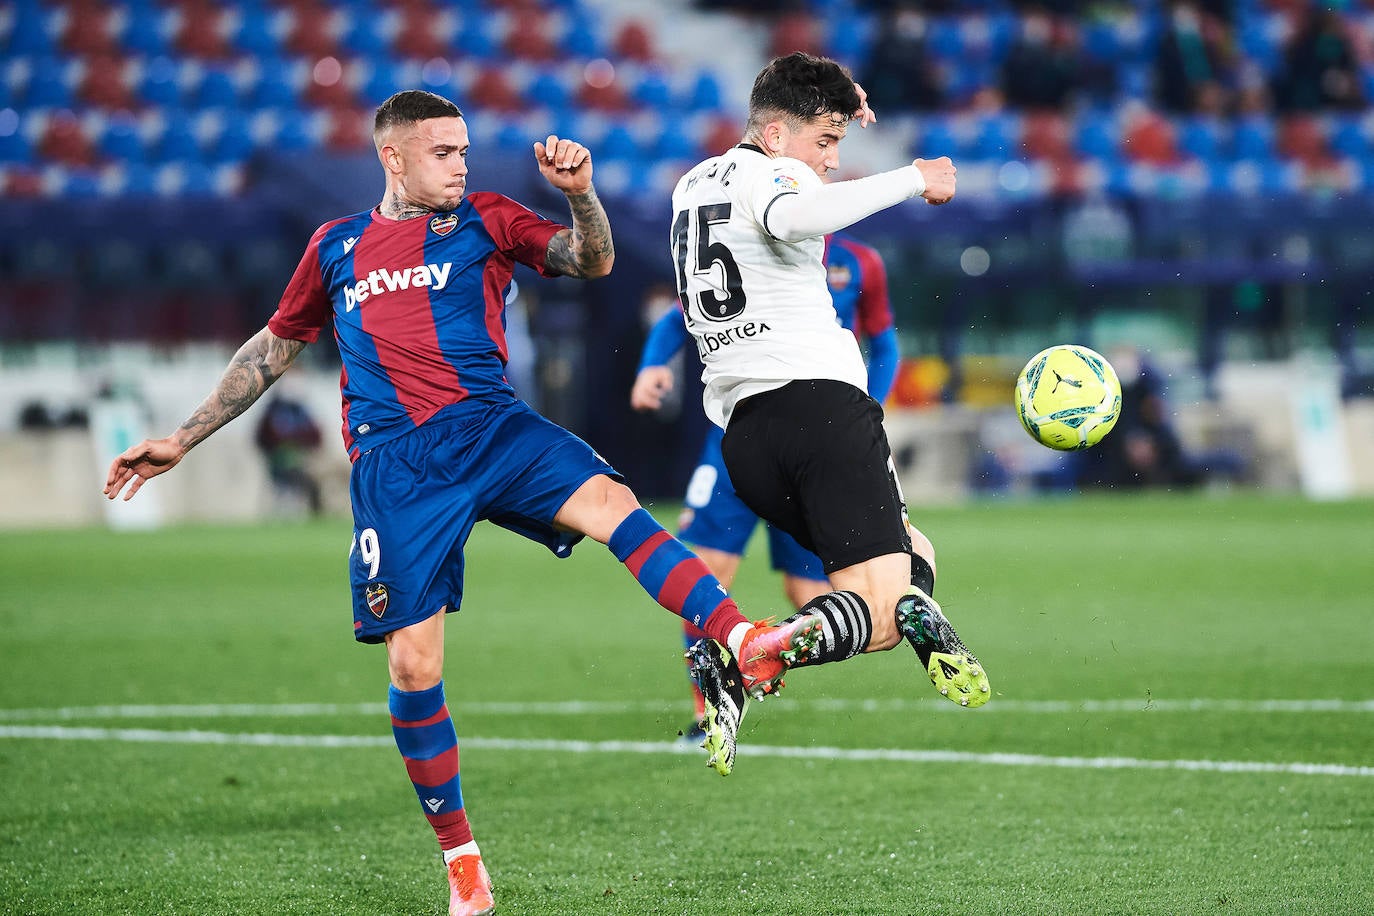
[1014,344,1122,450]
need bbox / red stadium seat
[504,9,560,62]
[57,0,119,56]
[77,54,139,112]
[173,0,234,60]
[284,2,340,59]
[612,20,657,64]
[467,66,524,113]
[37,111,100,168]
[392,5,453,60]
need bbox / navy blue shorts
[678,426,826,581]
[348,398,617,643]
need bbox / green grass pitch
[2,494,1372,914]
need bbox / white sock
[725,621,751,659]
[443,841,480,864]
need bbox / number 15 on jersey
[672,203,747,326]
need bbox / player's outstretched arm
[535,135,614,279]
[103,326,307,501]
[767,156,957,242]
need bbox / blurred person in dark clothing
[255,390,324,516]
[1154,0,1239,114]
[999,8,1093,110]
[860,5,944,112]
[1273,7,1364,111]
[1078,347,1240,490]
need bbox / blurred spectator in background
[860,5,944,112]
[1077,346,1243,490]
[254,388,323,517]
[1272,7,1365,112]
[1000,8,1090,111]
[1154,0,1239,114]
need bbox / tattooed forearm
[175,327,306,450]
[546,188,614,278]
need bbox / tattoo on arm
[546,188,614,278]
[176,328,307,450]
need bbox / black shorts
[721,379,912,575]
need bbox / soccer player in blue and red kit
[631,233,899,744]
[103,90,822,916]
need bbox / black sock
[910,553,936,597]
[784,591,872,667]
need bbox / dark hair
[373,90,463,137]
[747,52,860,129]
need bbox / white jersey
[670,144,868,428]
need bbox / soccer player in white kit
[670,52,991,772]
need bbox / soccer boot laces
[895,587,990,708]
[736,614,823,700]
[448,854,495,916]
[685,637,748,775]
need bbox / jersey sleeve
[468,192,566,277]
[850,241,894,338]
[751,157,821,240]
[267,222,335,343]
[638,303,691,370]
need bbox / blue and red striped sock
[389,682,472,851]
[608,508,748,646]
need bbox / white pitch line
[1,697,1372,722]
[2,725,1371,778]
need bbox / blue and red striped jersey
[824,234,893,339]
[269,192,564,459]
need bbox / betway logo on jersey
[343,263,453,312]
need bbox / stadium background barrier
[3,353,1371,530]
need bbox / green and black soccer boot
[685,637,749,775]
[895,586,990,708]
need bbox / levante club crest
[429,213,458,236]
[365,583,390,619]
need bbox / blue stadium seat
[98,115,148,163]
[3,1,54,55]
[684,71,723,112]
[360,59,415,107]
[525,69,572,112]
[652,118,698,162]
[269,110,319,152]
[916,117,959,159]
[245,57,301,110]
[1232,116,1275,161]
[23,56,74,108]
[631,68,672,111]
[116,161,158,197]
[560,18,603,59]
[1236,13,1283,77]
[232,6,284,58]
[453,15,499,60]
[196,67,241,110]
[598,123,641,162]
[1330,115,1370,159]
[339,10,394,59]
[1074,113,1120,162]
[137,56,184,109]
[0,116,33,164]
[174,162,218,197]
[970,113,1020,160]
[1177,116,1226,161]
[207,117,256,165]
[118,5,171,56]
[156,114,204,163]
[926,17,963,60]
[59,166,102,199]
